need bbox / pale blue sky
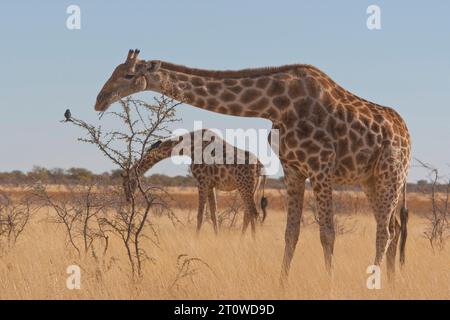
[0,1,449,182]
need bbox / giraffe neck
[132,147,175,178]
[132,131,202,178]
[143,61,293,121]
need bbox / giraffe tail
[260,175,268,223]
[399,182,409,266]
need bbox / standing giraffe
[122,129,268,236]
[94,50,411,282]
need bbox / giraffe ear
[147,60,161,73]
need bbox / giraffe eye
[125,74,134,79]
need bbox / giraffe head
[94,49,162,111]
[121,140,166,201]
[122,170,137,202]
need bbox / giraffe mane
[159,61,318,79]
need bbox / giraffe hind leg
[237,183,258,238]
[241,206,250,235]
[365,143,405,273]
[386,214,401,281]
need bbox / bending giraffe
[94,50,411,282]
[122,129,268,236]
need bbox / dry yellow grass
[1,197,449,300]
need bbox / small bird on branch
[64,109,72,122]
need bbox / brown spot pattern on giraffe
[240,89,260,103]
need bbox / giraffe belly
[332,172,368,185]
[332,149,377,185]
[215,175,237,191]
[216,184,237,192]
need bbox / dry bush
[169,254,216,296]
[217,191,244,230]
[0,188,39,252]
[305,190,359,235]
[65,96,180,277]
[33,182,109,258]
[98,185,176,275]
[416,159,450,250]
[334,191,368,216]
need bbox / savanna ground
[0,186,449,300]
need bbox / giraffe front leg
[196,186,208,235]
[310,176,335,275]
[280,167,306,283]
[208,188,218,235]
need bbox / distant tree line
[0,167,446,193]
[0,166,285,188]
